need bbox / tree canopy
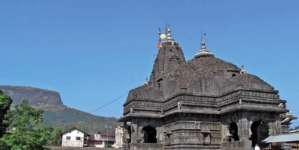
[0,99,56,150]
[0,90,13,138]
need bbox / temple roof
[120,30,287,121]
[224,73,274,91]
[126,85,164,103]
[125,32,275,103]
[163,54,274,96]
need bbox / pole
[107,127,108,147]
[201,31,206,43]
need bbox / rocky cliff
[0,86,120,133]
[0,86,64,107]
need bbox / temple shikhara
[119,27,295,150]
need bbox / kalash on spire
[157,25,176,49]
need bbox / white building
[115,126,124,148]
[61,127,90,147]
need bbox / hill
[0,86,121,133]
[0,86,63,107]
[42,106,120,133]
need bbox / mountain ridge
[0,85,63,106]
[0,85,120,133]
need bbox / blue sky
[1,0,299,126]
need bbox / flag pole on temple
[157,27,161,49]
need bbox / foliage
[0,90,12,110]
[48,127,62,146]
[42,107,121,133]
[0,100,54,150]
[294,125,299,130]
[0,90,13,138]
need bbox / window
[66,136,71,140]
[76,137,81,140]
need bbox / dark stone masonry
[119,27,294,150]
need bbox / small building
[99,127,115,147]
[89,134,105,148]
[61,127,90,147]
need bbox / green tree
[0,100,52,150]
[49,127,62,146]
[0,90,13,138]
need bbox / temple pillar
[130,122,138,143]
[240,117,251,140]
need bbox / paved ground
[48,147,120,150]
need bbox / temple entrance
[229,122,239,141]
[250,121,269,148]
[250,121,261,147]
[142,126,157,143]
[128,127,131,143]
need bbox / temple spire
[195,40,214,58]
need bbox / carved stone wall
[162,120,222,150]
[221,111,282,150]
[124,100,163,115]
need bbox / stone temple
[119,27,295,150]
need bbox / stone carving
[161,108,164,114]
[278,103,284,108]
[138,132,144,143]
[268,122,273,135]
[203,133,211,145]
[177,102,182,109]
[130,107,134,113]
[224,125,230,141]
[286,111,292,116]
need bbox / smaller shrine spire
[195,40,214,58]
[144,78,149,85]
[165,25,174,42]
[240,65,246,74]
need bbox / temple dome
[163,55,274,97]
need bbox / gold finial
[201,41,206,49]
[165,25,174,42]
[195,40,214,58]
[167,25,171,33]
